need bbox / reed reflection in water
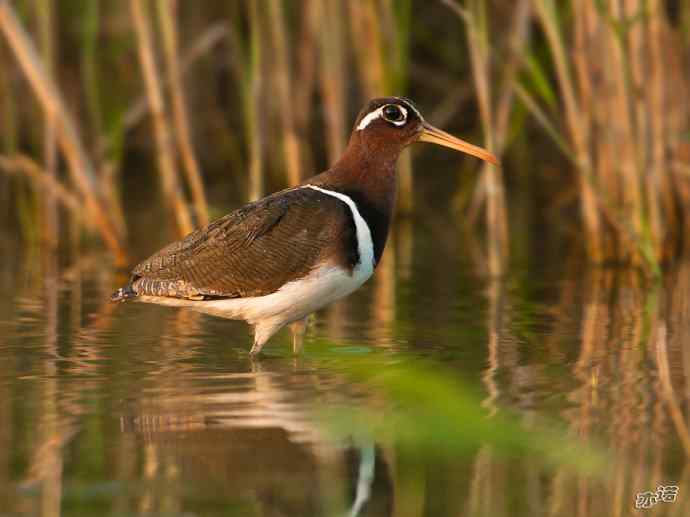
[0,227,689,516]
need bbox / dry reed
[156,0,209,227]
[534,1,604,264]
[244,0,266,201]
[529,0,690,270]
[443,0,518,275]
[316,0,347,164]
[267,0,302,186]
[0,0,128,264]
[80,0,102,141]
[348,1,415,213]
[293,0,318,175]
[0,155,81,216]
[0,35,17,154]
[130,0,193,237]
[0,1,689,270]
[35,0,58,250]
[121,22,228,134]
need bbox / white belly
[137,262,373,327]
[197,263,372,324]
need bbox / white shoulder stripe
[303,185,375,274]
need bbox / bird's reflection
[4,240,690,516]
[347,442,376,517]
[117,358,392,515]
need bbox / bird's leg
[249,326,270,357]
[290,317,309,354]
[249,321,283,357]
[249,338,265,357]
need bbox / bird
[111,97,498,356]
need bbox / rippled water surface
[1,217,689,517]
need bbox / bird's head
[351,97,498,165]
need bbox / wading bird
[112,97,498,355]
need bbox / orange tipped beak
[418,122,499,165]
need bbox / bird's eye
[382,104,406,124]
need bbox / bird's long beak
[418,122,499,165]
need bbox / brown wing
[126,187,358,300]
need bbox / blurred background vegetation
[2,3,690,513]
[0,0,689,273]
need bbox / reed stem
[156,0,209,227]
[293,0,317,174]
[444,0,509,275]
[0,0,128,264]
[130,0,193,237]
[0,36,17,154]
[317,0,346,164]
[245,0,265,201]
[35,0,58,249]
[122,23,228,134]
[267,0,302,186]
[534,0,603,261]
[81,0,102,141]
[0,155,81,216]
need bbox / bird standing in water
[112,97,498,355]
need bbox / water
[1,215,689,516]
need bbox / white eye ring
[381,104,408,125]
[357,105,408,131]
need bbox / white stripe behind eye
[356,107,384,131]
[356,105,408,131]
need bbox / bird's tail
[111,284,138,302]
